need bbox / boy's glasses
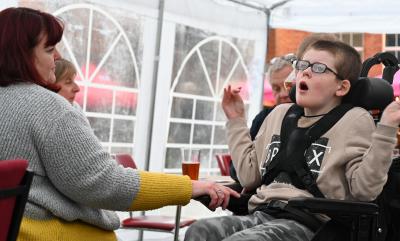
[294,60,344,80]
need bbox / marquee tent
[1,0,399,174]
[0,4,399,240]
[238,0,400,33]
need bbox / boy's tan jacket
[226,103,397,212]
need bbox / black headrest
[289,77,394,111]
[344,77,393,110]
[360,52,399,84]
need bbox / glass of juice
[181,148,200,180]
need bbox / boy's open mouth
[299,81,309,91]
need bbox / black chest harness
[260,103,353,198]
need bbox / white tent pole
[138,2,165,241]
[225,0,291,108]
[144,0,165,172]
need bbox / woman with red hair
[0,7,239,241]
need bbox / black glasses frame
[294,60,344,80]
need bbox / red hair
[0,7,64,91]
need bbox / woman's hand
[380,98,400,127]
[222,85,245,120]
[191,180,240,210]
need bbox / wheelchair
[197,52,400,241]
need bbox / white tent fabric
[242,0,400,33]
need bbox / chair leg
[138,210,145,241]
[138,230,144,241]
[173,205,182,241]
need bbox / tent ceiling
[230,0,400,33]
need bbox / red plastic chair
[215,154,232,176]
[113,153,195,241]
[0,159,33,241]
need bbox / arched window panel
[56,8,90,70]
[86,87,113,113]
[110,147,135,156]
[168,123,191,144]
[215,101,227,122]
[112,119,135,143]
[213,126,228,145]
[115,91,137,116]
[227,66,249,100]
[198,41,219,91]
[170,97,193,119]
[91,39,139,88]
[49,3,144,156]
[198,149,212,172]
[88,117,111,142]
[219,43,245,89]
[165,148,182,169]
[193,124,212,145]
[174,53,213,97]
[171,25,212,85]
[165,23,254,173]
[195,100,214,121]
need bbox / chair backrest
[0,159,33,241]
[114,153,137,169]
[215,154,232,176]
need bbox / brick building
[263,29,400,106]
[266,29,398,77]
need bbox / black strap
[262,104,353,198]
[294,166,324,198]
[306,104,353,143]
[298,103,353,197]
[0,186,27,199]
[261,105,303,185]
[255,200,323,232]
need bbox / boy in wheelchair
[185,40,399,241]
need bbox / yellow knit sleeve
[128,171,192,211]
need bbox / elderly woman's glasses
[270,53,297,65]
[294,60,344,80]
[283,69,296,92]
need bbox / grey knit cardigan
[0,83,140,230]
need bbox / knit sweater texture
[0,83,192,233]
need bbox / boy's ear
[336,79,351,97]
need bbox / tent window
[48,3,143,156]
[166,24,254,174]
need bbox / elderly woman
[0,7,239,241]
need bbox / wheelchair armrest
[195,183,253,215]
[194,182,243,207]
[224,182,244,193]
[288,197,379,216]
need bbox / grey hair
[266,57,292,81]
